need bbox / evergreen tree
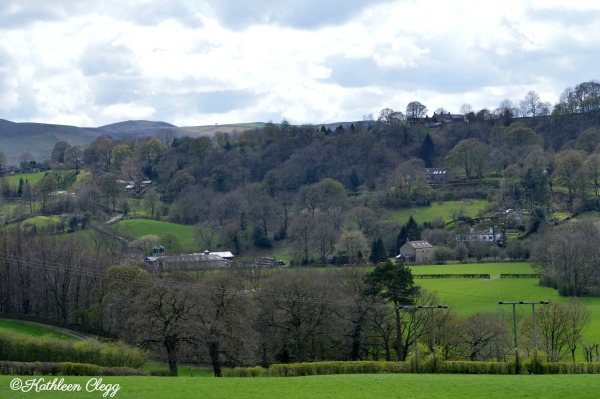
[369,238,388,264]
[420,133,435,167]
[396,225,408,253]
[364,260,419,360]
[405,216,421,241]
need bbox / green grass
[1,374,599,399]
[116,219,198,252]
[2,170,76,187]
[0,319,74,340]
[409,262,534,277]
[384,199,491,225]
[408,262,600,344]
[19,216,63,229]
[2,172,47,186]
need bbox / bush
[223,366,267,377]
[0,361,147,376]
[0,331,146,368]
[256,360,600,377]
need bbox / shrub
[223,366,267,377]
[0,331,146,368]
[0,361,147,376]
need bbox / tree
[364,260,419,360]
[459,104,473,116]
[519,90,550,117]
[405,216,421,242]
[393,159,429,202]
[259,271,337,363]
[406,101,427,122]
[194,222,219,252]
[336,229,368,263]
[553,150,585,206]
[129,278,198,376]
[584,154,600,209]
[457,313,509,361]
[369,238,387,264]
[143,188,160,219]
[445,138,488,180]
[419,133,435,167]
[522,300,591,362]
[130,235,161,256]
[64,145,83,174]
[50,141,71,164]
[533,220,600,297]
[194,272,254,377]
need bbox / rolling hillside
[0,119,271,166]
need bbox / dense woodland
[1,80,600,374]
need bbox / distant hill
[0,119,103,166]
[181,122,266,136]
[0,119,341,166]
[98,120,191,139]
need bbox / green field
[2,170,75,187]
[384,199,491,225]
[0,319,74,340]
[116,219,198,251]
[1,374,599,399]
[409,262,600,344]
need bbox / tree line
[0,225,593,376]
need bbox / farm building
[456,228,502,243]
[425,168,451,184]
[396,240,435,263]
[144,251,228,271]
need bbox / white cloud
[0,0,600,126]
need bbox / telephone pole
[498,301,549,373]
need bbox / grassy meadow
[116,219,198,251]
[409,262,600,344]
[384,199,491,225]
[0,319,74,340]
[1,374,599,399]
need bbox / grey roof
[144,253,228,271]
[405,240,433,249]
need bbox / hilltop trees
[406,101,427,122]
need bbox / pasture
[409,262,600,344]
[1,374,599,399]
[0,319,74,340]
[384,199,491,225]
[116,219,198,251]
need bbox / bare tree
[456,313,509,361]
[532,220,600,296]
[522,299,591,362]
[129,279,198,376]
[194,272,256,376]
[406,101,428,122]
[258,271,337,362]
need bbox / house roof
[144,253,228,270]
[209,251,234,259]
[425,168,448,175]
[405,240,433,249]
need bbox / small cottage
[396,240,435,263]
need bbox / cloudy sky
[1,0,599,127]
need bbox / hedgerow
[0,331,146,368]
[0,361,147,376]
[225,360,600,377]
